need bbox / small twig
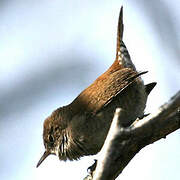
[93,108,125,180]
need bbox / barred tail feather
[116,6,136,70]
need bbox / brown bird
[36,7,156,167]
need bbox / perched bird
[37,7,156,167]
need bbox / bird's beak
[36,151,50,168]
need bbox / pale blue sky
[0,0,180,180]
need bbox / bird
[36,6,156,168]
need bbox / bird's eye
[48,135,54,144]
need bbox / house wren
[37,7,156,167]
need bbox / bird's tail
[115,6,136,70]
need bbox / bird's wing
[71,68,147,114]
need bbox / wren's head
[36,108,73,167]
[36,106,89,167]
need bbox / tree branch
[84,90,180,180]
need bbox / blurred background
[1,0,180,179]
